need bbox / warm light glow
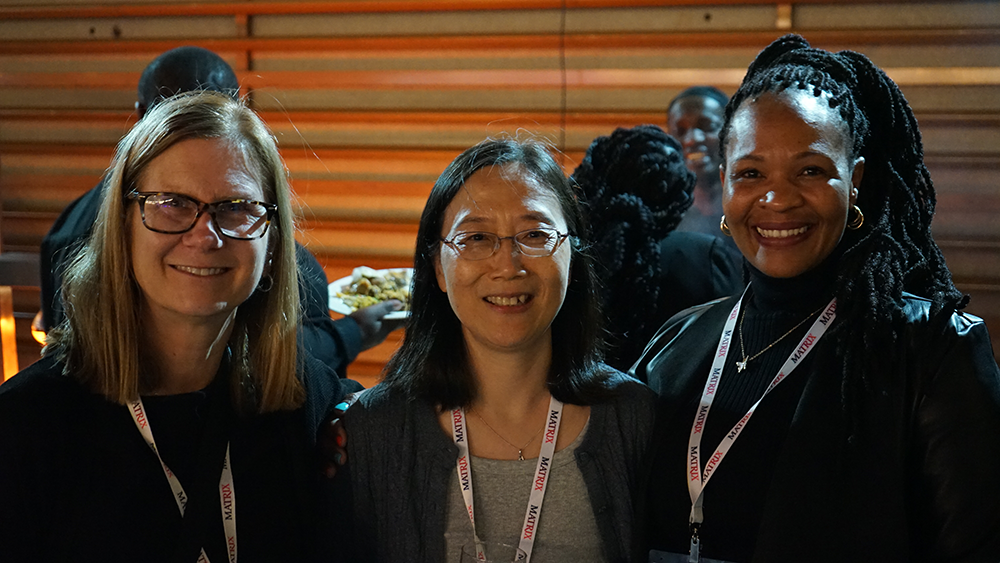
[1,286,17,382]
[31,310,46,346]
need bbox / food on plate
[336,267,411,312]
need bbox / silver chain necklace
[736,302,827,373]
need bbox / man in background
[667,87,730,238]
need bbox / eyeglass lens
[141,193,271,239]
[450,228,563,260]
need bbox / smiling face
[129,137,270,328]
[721,90,864,278]
[668,94,726,182]
[434,163,572,356]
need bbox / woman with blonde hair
[0,91,360,562]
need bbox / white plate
[328,267,412,319]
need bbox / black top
[0,353,362,563]
[645,261,836,561]
[635,267,1000,561]
[602,231,742,372]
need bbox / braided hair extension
[720,34,965,444]
[571,125,696,368]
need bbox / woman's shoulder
[634,296,733,357]
[899,292,985,333]
[894,292,995,354]
[896,292,997,367]
[0,355,78,402]
[0,355,92,428]
[591,365,656,428]
[345,383,428,429]
[630,297,735,391]
[597,365,656,403]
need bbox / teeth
[756,226,809,239]
[686,151,706,161]
[486,295,528,306]
[175,265,225,276]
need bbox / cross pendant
[736,358,748,372]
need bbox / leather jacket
[633,293,1000,563]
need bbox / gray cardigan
[333,371,655,563]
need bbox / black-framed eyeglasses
[129,192,276,240]
[440,227,571,261]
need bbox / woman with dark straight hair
[335,137,654,563]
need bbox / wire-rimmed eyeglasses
[440,227,571,261]
[129,191,276,240]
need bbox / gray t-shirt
[443,419,608,563]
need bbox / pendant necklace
[736,301,827,373]
[470,407,546,461]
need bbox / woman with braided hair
[571,125,741,371]
[634,35,1000,562]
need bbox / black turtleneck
[665,257,839,562]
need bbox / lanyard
[686,289,836,561]
[129,398,238,563]
[452,396,564,563]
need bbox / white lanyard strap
[129,398,237,563]
[452,396,564,563]
[516,399,562,560]
[451,406,480,559]
[687,291,837,526]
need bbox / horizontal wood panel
[251,44,1000,71]
[795,2,1000,30]
[0,16,240,42]
[4,84,998,114]
[3,29,998,58]
[4,110,998,149]
[252,6,777,38]
[2,0,998,373]
[938,242,1000,285]
[0,0,964,15]
[5,67,999,90]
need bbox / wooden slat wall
[2,0,999,386]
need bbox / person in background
[38,45,398,376]
[667,86,740,261]
[635,35,1000,562]
[0,91,362,562]
[570,125,741,372]
[332,138,654,563]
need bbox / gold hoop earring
[720,215,732,237]
[847,204,864,230]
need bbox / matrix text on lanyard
[686,290,836,562]
[129,398,237,563]
[452,396,564,563]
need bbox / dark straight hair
[381,138,612,409]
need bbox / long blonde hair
[48,91,303,413]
